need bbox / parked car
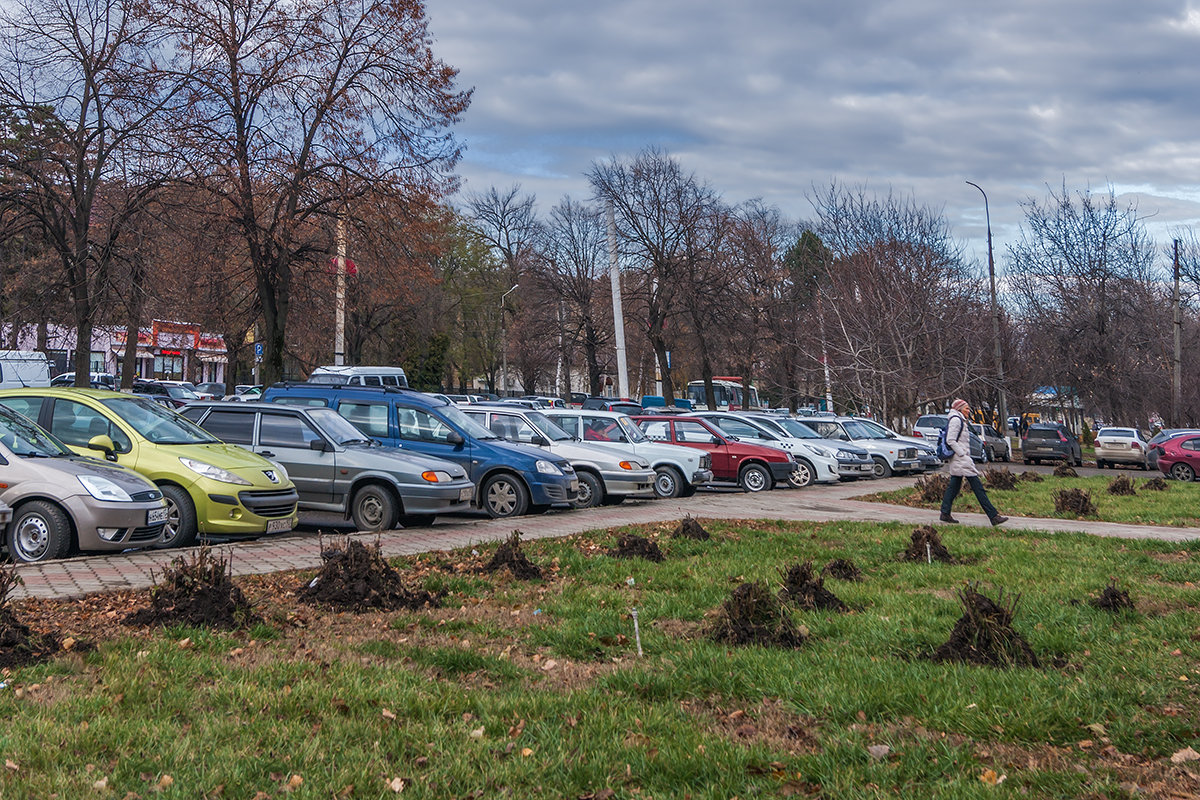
[180,402,474,530]
[226,385,264,402]
[0,403,168,561]
[308,365,408,388]
[260,383,578,518]
[742,414,876,480]
[968,423,1012,462]
[193,382,229,399]
[460,405,655,509]
[581,397,644,415]
[1094,427,1149,470]
[798,416,923,478]
[0,351,50,389]
[1147,429,1200,471]
[543,408,713,498]
[1156,433,1200,482]
[131,380,198,408]
[632,415,796,492]
[1020,423,1083,466]
[851,417,943,471]
[0,388,298,548]
[689,411,838,488]
[911,414,985,461]
[50,372,117,390]
[523,395,567,409]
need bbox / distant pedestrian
[940,398,1008,526]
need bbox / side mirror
[309,438,329,452]
[87,434,117,461]
[532,435,549,447]
[711,435,723,445]
[445,430,464,446]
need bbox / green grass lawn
[864,473,1200,527]
[2,520,1199,798]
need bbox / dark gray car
[1020,423,1083,466]
[181,402,475,530]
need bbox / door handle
[259,450,276,458]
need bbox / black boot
[939,513,959,524]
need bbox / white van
[307,365,408,388]
[0,351,51,389]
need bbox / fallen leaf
[229,648,244,657]
[520,747,533,757]
[387,777,405,792]
[5,760,18,772]
[1086,723,1107,736]
[867,744,890,760]
[1171,746,1200,764]
[541,659,558,671]
[92,776,109,791]
[469,727,485,739]
[382,709,396,720]
[978,768,1006,785]
[156,774,174,791]
[735,724,758,738]
[177,638,192,650]
[62,637,76,651]
[284,774,303,791]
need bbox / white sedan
[1095,427,1149,470]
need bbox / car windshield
[525,411,575,442]
[309,408,373,444]
[437,403,499,440]
[0,406,73,457]
[771,418,822,439]
[617,416,649,443]
[843,421,886,440]
[101,397,219,444]
[858,419,897,438]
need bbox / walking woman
[940,398,1008,525]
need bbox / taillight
[1132,442,1142,450]
[1058,432,1068,442]
[911,430,923,437]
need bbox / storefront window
[154,355,183,379]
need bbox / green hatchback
[0,389,299,548]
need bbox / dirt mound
[608,533,665,562]
[778,561,846,611]
[0,566,65,669]
[1053,488,1097,517]
[914,473,950,503]
[1053,464,1079,478]
[708,581,807,649]
[1018,471,1044,482]
[1142,476,1169,491]
[983,468,1018,490]
[299,538,443,611]
[672,515,710,540]
[1106,474,1137,496]
[1089,580,1135,612]
[902,526,956,564]
[933,583,1039,668]
[125,547,258,629]
[822,558,863,582]
[484,530,544,580]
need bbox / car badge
[263,470,279,484]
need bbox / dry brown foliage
[608,533,665,562]
[485,531,544,580]
[299,538,443,611]
[1142,476,1169,491]
[707,581,807,649]
[1018,471,1044,482]
[914,473,951,503]
[1053,464,1079,478]
[1089,580,1135,612]
[125,547,258,628]
[672,516,711,540]
[902,526,956,564]
[1106,474,1137,496]
[983,468,1018,490]
[778,561,847,612]
[933,583,1039,668]
[1053,488,1097,517]
[822,558,863,582]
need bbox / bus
[685,377,761,410]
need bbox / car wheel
[1074,453,1083,467]
[351,484,398,531]
[739,463,772,492]
[1023,459,1032,465]
[7,500,71,563]
[653,466,685,498]
[482,473,530,518]
[157,485,198,549]
[1170,463,1196,482]
[787,458,815,488]
[571,472,604,509]
[984,446,994,463]
[1096,460,1104,469]
[871,456,892,479]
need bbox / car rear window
[1098,428,1135,438]
[916,416,947,429]
[1025,428,1061,440]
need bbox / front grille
[130,490,162,502]
[237,488,299,518]
[543,484,566,501]
[128,523,165,543]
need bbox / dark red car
[631,414,796,492]
[1156,434,1200,482]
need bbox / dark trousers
[940,475,999,520]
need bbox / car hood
[170,442,294,487]
[546,440,649,469]
[19,455,158,494]
[488,439,572,467]
[341,444,468,479]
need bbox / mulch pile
[1018,471,1044,482]
[672,515,711,540]
[1053,464,1079,478]
[982,468,1018,490]
[914,473,951,504]
[1089,580,1135,612]
[299,538,443,611]
[778,561,846,611]
[1142,476,1169,491]
[125,547,258,628]
[708,581,807,649]
[822,558,863,582]
[608,533,665,562]
[1107,474,1138,496]
[933,583,1039,668]
[902,526,956,564]
[1053,488,1097,517]
[484,530,544,580]
[0,567,67,668]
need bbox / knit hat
[951,398,969,412]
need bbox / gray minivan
[180,402,475,530]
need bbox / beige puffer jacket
[945,410,979,477]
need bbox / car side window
[363,376,382,387]
[258,414,322,448]
[271,396,329,407]
[396,407,456,443]
[0,397,44,424]
[1182,438,1200,452]
[675,421,713,443]
[49,399,132,452]
[488,413,540,444]
[716,419,764,439]
[382,376,398,386]
[555,416,581,437]
[638,421,671,442]
[197,410,255,445]
[337,402,390,438]
[582,415,624,442]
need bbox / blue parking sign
[254,342,263,362]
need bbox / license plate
[266,518,293,534]
[459,486,473,502]
[147,507,169,525]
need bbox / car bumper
[64,496,169,551]
[600,468,658,497]
[769,462,798,481]
[836,460,875,478]
[916,454,942,470]
[892,458,922,472]
[528,473,579,506]
[397,480,476,515]
[1022,446,1069,460]
[200,487,299,536]
[1096,449,1145,464]
[690,468,714,486]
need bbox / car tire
[571,472,604,509]
[739,462,772,492]
[1170,463,1196,482]
[351,484,398,531]
[652,466,685,499]
[158,485,199,549]
[481,473,530,518]
[1096,460,1104,469]
[871,456,892,479]
[787,458,815,488]
[7,500,72,563]
[984,446,994,463]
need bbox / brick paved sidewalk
[11,478,1200,600]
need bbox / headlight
[179,457,252,485]
[535,459,563,476]
[835,449,857,460]
[804,444,831,458]
[77,475,132,502]
[421,470,453,483]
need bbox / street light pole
[966,181,1007,435]
[500,283,519,396]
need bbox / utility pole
[606,200,630,398]
[500,283,519,396]
[1173,239,1182,427]
[967,181,1007,434]
[334,212,347,366]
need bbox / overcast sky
[425,1,1200,268]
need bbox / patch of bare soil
[822,558,863,582]
[932,583,1039,668]
[1054,488,1098,517]
[1089,580,1135,612]
[485,531,544,580]
[608,533,665,562]
[708,581,807,649]
[983,468,1018,490]
[1143,476,1170,491]
[125,547,259,629]
[299,538,443,612]
[1018,471,1044,482]
[1053,464,1079,478]
[778,561,847,612]
[0,566,72,669]
[672,515,710,540]
[683,696,823,758]
[902,526,957,564]
[1107,474,1138,496]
